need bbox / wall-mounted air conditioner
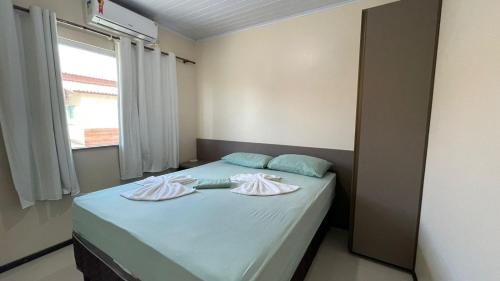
[85,0,158,43]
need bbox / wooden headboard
[196,138,354,229]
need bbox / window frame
[58,37,120,151]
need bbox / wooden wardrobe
[350,0,442,271]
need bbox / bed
[72,160,336,281]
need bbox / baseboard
[0,239,73,274]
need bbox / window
[66,105,76,120]
[58,39,119,149]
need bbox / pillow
[222,152,273,169]
[267,154,332,178]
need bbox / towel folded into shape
[136,174,197,186]
[121,175,196,201]
[229,173,299,196]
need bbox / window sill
[72,144,118,151]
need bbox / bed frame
[197,139,354,229]
[73,139,353,281]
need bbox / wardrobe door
[351,0,441,270]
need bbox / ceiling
[113,0,354,40]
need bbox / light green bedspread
[73,161,335,281]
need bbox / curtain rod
[13,4,196,65]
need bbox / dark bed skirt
[74,211,331,281]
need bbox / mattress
[73,161,336,281]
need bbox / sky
[58,43,118,81]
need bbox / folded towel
[135,176,157,186]
[122,177,195,201]
[230,173,299,196]
[194,178,232,189]
[230,173,281,183]
[135,174,196,186]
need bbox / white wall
[416,0,500,280]
[196,0,395,151]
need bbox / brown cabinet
[350,0,442,270]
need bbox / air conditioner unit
[85,0,158,43]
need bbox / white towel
[230,173,299,196]
[121,175,196,201]
[135,174,196,186]
[230,173,282,183]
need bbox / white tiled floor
[0,245,82,281]
[0,228,412,281]
[304,229,413,281]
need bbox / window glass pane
[58,41,119,149]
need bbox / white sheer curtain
[116,37,179,180]
[116,38,143,179]
[0,3,79,208]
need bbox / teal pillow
[222,152,273,169]
[267,154,332,178]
